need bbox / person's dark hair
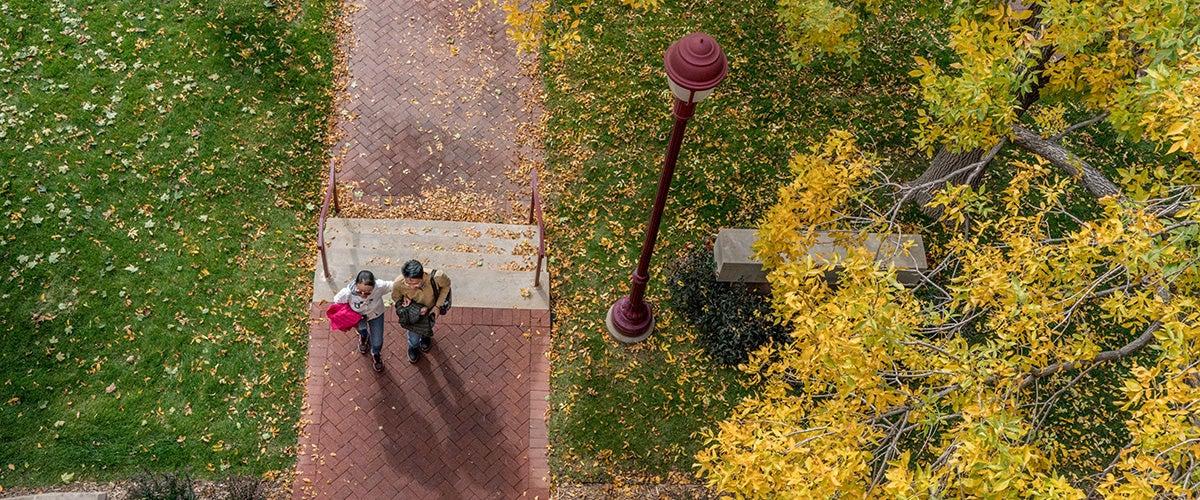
[355,270,376,287]
[402,260,424,279]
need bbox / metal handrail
[317,157,340,279]
[528,169,546,288]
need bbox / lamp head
[664,32,728,104]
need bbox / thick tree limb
[906,148,986,214]
[893,154,990,209]
[1012,125,1122,199]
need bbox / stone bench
[714,228,928,286]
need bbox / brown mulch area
[0,473,291,500]
[554,483,717,499]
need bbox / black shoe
[372,354,383,372]
[359,337,369,355]
[408,347,420,364]
[419,336,432,353]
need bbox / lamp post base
[605,296,655,343]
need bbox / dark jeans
[357,314,385,356]
[406,329,431,353]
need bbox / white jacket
[332,279,394,320]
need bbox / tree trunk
[907,147,984,216]
[903,20,1055,218]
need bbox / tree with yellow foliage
[696,123,1200,495]
[772,0,1200,211]
[693,1,1200,496]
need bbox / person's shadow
[372,345,521,498]
[426,345,521,497]
[372,367,457,499]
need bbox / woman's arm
[332,285,351,304]
[376,279,394,298]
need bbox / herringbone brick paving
[294,305,551,499]
[337,0,538,204]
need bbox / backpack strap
[429,269,441,306]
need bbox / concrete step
[314,217,549,310]
[323,231,537,256]
[313,265,549,310]
[324,218,537,241]
[323,218,540,256]
[322,246,537,272]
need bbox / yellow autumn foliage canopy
[778,0,1200,160]
[696,131,1200,497]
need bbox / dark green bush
[667,244,789,366]
[128,469,196,500]
[225,475,267,500]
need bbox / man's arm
[390,278,402,302]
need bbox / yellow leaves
[1031,103,1069,138]
[1139,65,1200,160]
[499,0,549,55]
[755,130,876,269]
[909,55,933,78]
[1117,163,1180,202]
[498,0,585,62]
[911,4,1039,152]
[618,0,659,11]
[702,129,930,493]
[776,0,863,66]
[700,106,1200,493]
[1121,377,1145,409]
[547,21,583,62]
[696,387,877,497]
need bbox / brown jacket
[392,270,451,309]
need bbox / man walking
[393,259,452,363]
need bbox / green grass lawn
[0,0,333,486]
[540,0,953,482]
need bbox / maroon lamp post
[606,32,728,343]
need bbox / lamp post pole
[607,33,727,343]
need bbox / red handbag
[326,302,362,331]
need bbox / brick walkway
[295,305,550,499]
[336,0,538,203]
[302,0,550,496]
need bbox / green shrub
[128,469,196,500]
[666,244,789,366]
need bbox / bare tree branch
[1025,363,1099,444]
[966,139,1008,185]
[1049,112,1110,142]
[1018,320,1163,389]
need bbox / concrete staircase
[312,218,549,309]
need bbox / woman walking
[332,270,394,372]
